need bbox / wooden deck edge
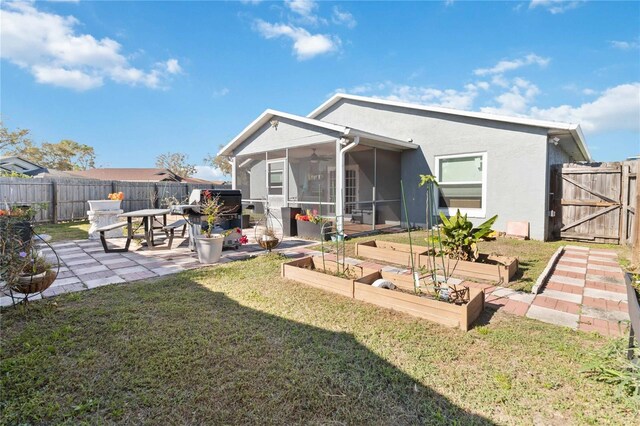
[531,245,564,294]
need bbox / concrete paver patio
[0,235,316,307]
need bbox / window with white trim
[268,161,284,195]
[435,153,486,217]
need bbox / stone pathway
[471,245,629,337]
[0,236,315,307]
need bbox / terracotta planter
[195,234,224,264]
[281,256,377,298]
[354,273,485,331]
[13,270,57,294]
[419,253,518,284]
[355,240,428,267]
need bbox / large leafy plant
[439,210,497,261]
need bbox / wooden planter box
[355,240,428,267]
[281,256,376,298]
[419,253,518,284]
[354,273,485,331]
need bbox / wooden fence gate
[550,161,637,244]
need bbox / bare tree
[155,152,197,178]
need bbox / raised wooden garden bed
[355,240,428,267]
[356,240,518,283]
[420,253,518,284]
[354,273,485,331]
[281,256,376,298]
[282,256,484,331]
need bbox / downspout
[230,156,237,190]
[335,133,360,233]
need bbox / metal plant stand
[6,232,61,306]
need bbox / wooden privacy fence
[550,160,637,245]
[0,177,229,223]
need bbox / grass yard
[1,254,638,425]
[33,220,90,243]
[315,232,633,292]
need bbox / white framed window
[267,160,284,195]
[435,152,487,218]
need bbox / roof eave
[218,109,348,157]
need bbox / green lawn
[314,232,632,292]
[1,254,638,425]
[34,220,90,242]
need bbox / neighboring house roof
[0,156,48,176]
[218,109,418,156]
[182,176,229,185]
[34,169,81,178]
[69,168,184,182]
[308,93,591,161]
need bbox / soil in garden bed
[370,282,472,306]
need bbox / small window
[436,153,486,217]
[268,161,283,195]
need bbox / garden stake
[400,180,419,293]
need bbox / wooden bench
[163,219,187,249]
[96,221,131,253]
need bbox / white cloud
[530,83,640,132]
[286,0,317,18]
[529,0,583,14]
[285,0,325,25]
[32,65,103,90]
[165,58,182,74]
[474,53,550,76]
[0,2,181,91]
[254,20,339,60]
[335,81,480,110]
[332,6,356,28]
[213,87,230,98]
[610,40,640,50]
[193,165,228,182]
[480,78,540,115]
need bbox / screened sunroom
[220,110,417,235]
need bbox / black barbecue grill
[172,189,243,250]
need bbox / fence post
[153,183,159,208]
[51,180,58,223]
[633,173,640,265]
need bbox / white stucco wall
[316,99,552,240]
[234,117,340,156]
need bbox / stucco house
[219,93,590,240]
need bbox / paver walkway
[0,235,315,307]
[473,245,629,337]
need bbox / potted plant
[194,193,225,264]
[295,209,331,241]
[0,205,35,245]
[221,227,248,249]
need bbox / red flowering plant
[295,209,324,224]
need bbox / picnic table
[96,209,172,253]
[119,209,171,248]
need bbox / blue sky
[1,0,639,180]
